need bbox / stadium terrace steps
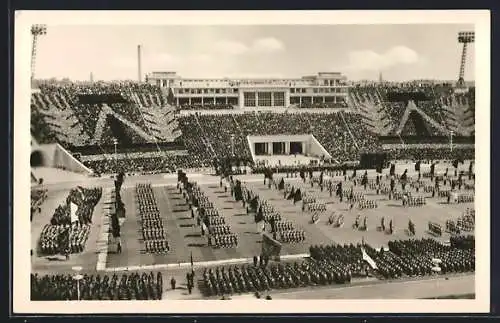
[413,106,450,136]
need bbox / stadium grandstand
[31,75,475,175]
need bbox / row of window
[290,87,346,94]
[178,97,239,105]
[177,88,239,94]
[175,87,347,95]
[290,96,341,104]
[243,92,286,107]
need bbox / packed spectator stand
[31,80,476,175]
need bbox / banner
[361,247,378,270]
[261,233,282,258]
[70,202,79,223]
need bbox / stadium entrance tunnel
[31,150,44,167]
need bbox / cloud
[209,37,285,56]
[211,40,249,55]
[251,37,285,53]
[345,46,419,71]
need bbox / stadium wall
[309,135,332,159]
[38,143,92,174]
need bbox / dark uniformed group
[136,183,169,254]
[309,244,368,276]
[374,237,476,278]
[185,182,238,249]
[328,213,345,227]
[446,208,475,234]
[209,225,231,235]
[202,258,353,297]
[357,199,378,209]
[456,193,474,203]
[31,188,48,221]
[39,223,91,255]
[31,272,163,300]
[37,186,102,256]
[273,230,306,243]
[240,183,307,244]
[304,202,327,212]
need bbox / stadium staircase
[413,105,449,136]
[395,103,412,135]
[339,111,360,150]
[91,104,157,144]
[232,114,243,135]
[91,106,110,145]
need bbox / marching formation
[37,186,102,256]
[184,181,239,249]
[136,183,170,254]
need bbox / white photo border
[14,10,490,314]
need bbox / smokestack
[137,45,142,82]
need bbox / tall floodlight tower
[457,31,474,88]
[137,45,142,82]
[30,24,47,81]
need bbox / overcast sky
[35,24,475,82]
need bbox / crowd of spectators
[385,146,474,161]
[31,81,476,175]
[84,154,203,175]
[177,111,381,165]
[31,272,163,300]
[31,82,174,147]
[350,84,474,137]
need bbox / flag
[361,247,378,270]
[278,178,285,190]
[415,161,421,172]
[77,186,85,201]
[255,206,264,223]
[293,189,302,202]
[70,202,79,223]
[190,251,194,268]
[262,233,282,257]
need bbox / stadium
[29,25,476,301]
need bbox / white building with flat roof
[146,72,348,109]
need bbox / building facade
[146,72,349,109]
